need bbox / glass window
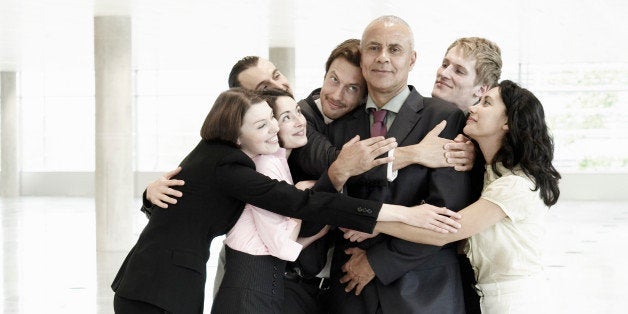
[20,71,95,171]
[525,63,628,173]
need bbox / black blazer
[326,87,475,313]
[111,140,382,314]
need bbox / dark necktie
[370,109,388,137]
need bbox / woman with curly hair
[355,80,561,313]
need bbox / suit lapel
[345,107,371,141]
[387,87,424,145]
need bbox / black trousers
[113,294,169,314]
[458,254,481,314]
[212,246,286,314]
[283,276,331,314]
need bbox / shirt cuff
[387,148,398,182]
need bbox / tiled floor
[1,197,626,313]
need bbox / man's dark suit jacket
[111,140,382,314]
[323,86,475,314]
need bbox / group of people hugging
[111,15,561,314]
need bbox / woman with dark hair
[356,80,561,313]
[111,88,462,314]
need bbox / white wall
[1,0,627,200]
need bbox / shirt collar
[314,98,334,124]
[364,86,411,114]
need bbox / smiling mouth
[326,98,344,110]
[329,102,343,110]
[435,81,452,88]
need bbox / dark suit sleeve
[214,151,381,233]
[367,110,475,284]
[289,115,340,178]
[298,168,342,236]
[140,189,153,219]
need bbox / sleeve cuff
[387,148,398,182]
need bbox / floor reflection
[1,197,626,313]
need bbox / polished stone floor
[1,197,626,313]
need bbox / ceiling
[1,0,627,72]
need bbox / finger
[433,207,462,220]
[163,167,182,179]
[454,164,473,172]
[350,234,361,242]
[447,158,471,168]
[359,136,386,146]
[160,195,177,205]
[343,135,361,148]
[153,199,169,209]
[427,120,447,137]
[367,136,397,148]
[165,187,183,198]
[432,219,459,233]
[345,247,357,255]
[433,217,461,231]
[429,224,450,234]
[445,149,469,158]
[354,281,367,296]
[339,274,351,284]
[338,227,349,233]
[164,178,186,187]
[445,142,471,153]
[453,133,470,143]
[371,155,394,167]
[344,279,359,293]
[343,232,353,240]
[371,141,398,156]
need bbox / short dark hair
[228,56,260,88]
[200,88,265,145]
[325,39,361,75]
[259,89,294,116]
[493,80,561,206]
[259,89,295,147]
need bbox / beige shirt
[465,162,548,284]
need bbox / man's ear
[502,122,509,131]
[409,50,417,70]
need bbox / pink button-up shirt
[224,148,303,261]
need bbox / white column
[1,72,19,197]
[269,0,296,87]
[94,16,134,251]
